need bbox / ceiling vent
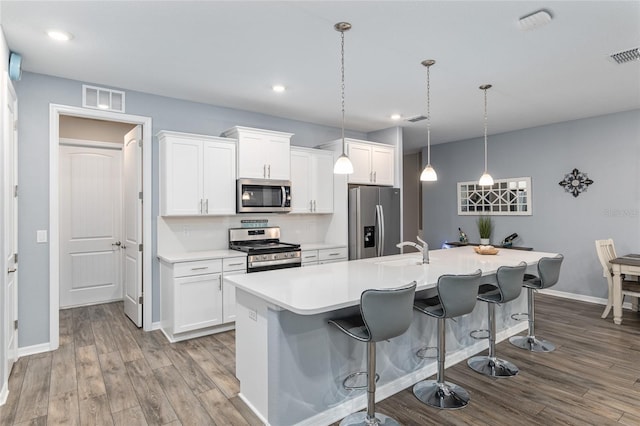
[406,115,427,123]
[82,84,126,113]
[518,9,552,31]
[609,48,640,64]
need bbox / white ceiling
[2,1,640,152]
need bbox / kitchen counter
[157,249,246,263]
[225,246,559,425]
[299,242,346,251]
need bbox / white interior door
[4,75,18,374]
[59,143,123,307]
[123,126,143,326]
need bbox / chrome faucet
[396,236,429,264]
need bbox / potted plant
[477,216,493,245]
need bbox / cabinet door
[162,137,203,215]
[347,142,373,184]
[371,145,395,186]
[290,150,313,213]
[238,134,267,178]
[266,135,291,180]
[301,250,319,266]
[203,141,236,215]
[223,270,245,323]
[174,273,223,333]
[312,151,334,213]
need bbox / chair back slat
[595,239,617,277]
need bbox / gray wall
[421,109,640,299]
[15,71,367,348]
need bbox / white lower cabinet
[222,257,247,323]
[161,256,245,342]
[301,247,347,266]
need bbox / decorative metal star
[558,168,594,197]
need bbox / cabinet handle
[268,164,271,178]
[205,199,209,214]
[304,255,317,259]
[328,253,340,256]
[374,171,377,182]
[219,276,222,291]
[370,171,373,182]
[309,200,313,212]
[191,266,209,271]
[263,164,267,178]
[227,262,244,267]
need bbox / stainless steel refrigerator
[348,186,401,260]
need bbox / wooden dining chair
[595,239,640,318]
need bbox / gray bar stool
[413,270,482,410]
[468,262,527,377]
[328,281,417,426]
[509,255,564,352]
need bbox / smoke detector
[518,10,553,31]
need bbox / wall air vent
[406,115,427,123]
[609,48,640,64]
[82,85,126,113]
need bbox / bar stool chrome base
[413,380,470,410]
[509,335,556,352]
[340,411,401,426]
[467,355,519,377]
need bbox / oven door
[237,178,291,213]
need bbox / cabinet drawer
[223,257,247,272]
[174,259,222,278]
[301,250,319,264]
[318,247,348,261]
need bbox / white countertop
[224,246,559,315]
[157,249,246,263]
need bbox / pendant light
[478,84,494,186]
[420,59,437,181]
[333,22,354,174]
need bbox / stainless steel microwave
[237,178,292,213]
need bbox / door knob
[8,268,16,274]
[112,241,122,247]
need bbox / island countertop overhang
[224,246,559,315]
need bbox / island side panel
[264,287,528,425]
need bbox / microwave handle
[281,186,286,207]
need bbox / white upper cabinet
[290,147,334,213]
[346,140,395,186]
[159,131,236,216]
[222,126,293,180]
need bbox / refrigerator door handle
[376,204,385,257]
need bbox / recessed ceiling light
[47,30,74,41]
[390,114,402,120]
[272,85,286,93]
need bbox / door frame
[49,104,152,350]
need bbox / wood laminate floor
[1,294,639,425]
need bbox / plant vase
[476,216,493,246]
[480,238,491,245]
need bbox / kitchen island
[224,246,559,426]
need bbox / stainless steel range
[229,226,301,273]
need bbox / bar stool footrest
[342,371,380,391]
[469,328,490,340]
[416,346,438,359]
[510,312,529,321]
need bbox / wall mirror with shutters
[457,177,532,215]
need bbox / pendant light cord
[426,64,431,165]
[340,29,346,155]
[483,87,488,173]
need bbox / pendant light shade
[333,22,354,175]
[420,59,437,182]
[334,153,354,174]
[479,84,494,186]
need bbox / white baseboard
[17,343,52,358]
[0,381,8,406]
[151,321,162,331]
[539,289,634,310]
